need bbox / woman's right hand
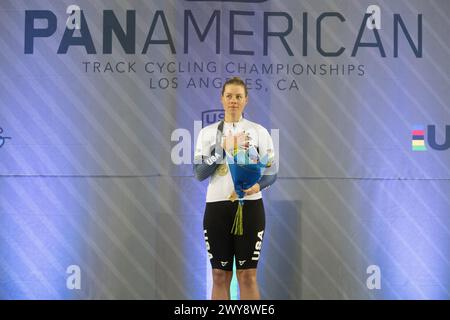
[222,131,250,153]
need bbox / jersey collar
[223,116,244,125]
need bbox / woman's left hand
[244,183,260,196]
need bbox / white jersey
[194,117,276,203]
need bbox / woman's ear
[243,96,249,108]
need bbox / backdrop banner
[0,0,449,299]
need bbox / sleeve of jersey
[257,127,278,191]
[193,128,225,181]
[193,147,225,181]
[258,173,277,190]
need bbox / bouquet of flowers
[226,144,272,235]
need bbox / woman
[194,77,277,300]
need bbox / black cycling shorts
[203,199,265,271]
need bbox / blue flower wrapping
[226,148,270,235]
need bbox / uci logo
[412,125,450,151]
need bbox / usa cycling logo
[201,110,246,127]
[0,127,12,148]
[412,125,450,151]
[202,109,225,128]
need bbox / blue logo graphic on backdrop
[201,110,246,127]
[202,110,224,127]
[412,125,450,151]
[0,127,12,148]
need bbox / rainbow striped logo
[412,126,426,151]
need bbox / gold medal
[216,163,229,176]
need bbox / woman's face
[221,84,248,119]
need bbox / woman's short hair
[221,77,248,97]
